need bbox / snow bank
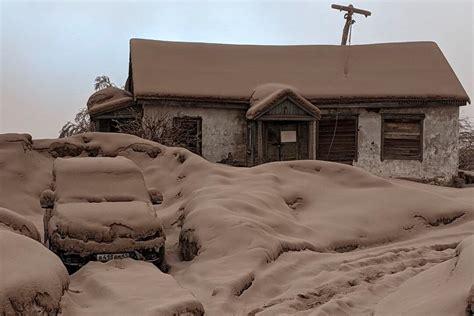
[60,259,204,316]
[0,229,69,315]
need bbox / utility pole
[331,4,371,45]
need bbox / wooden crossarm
[331,4,371,17]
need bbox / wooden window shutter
[381,114,424,161]
[317,115,358,165]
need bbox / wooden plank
[384,122,421,133]
[318,137,358,143]
[318,125,356,131]
[318,150,357,155]
[319,143,356,148]
[318,141,356,146]
[384,140,420,146]
[383,139,420,146]
[382,116,423,161]
[317,116,357,163]
[385,149,420,154]
[384,133,420,140]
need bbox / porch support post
[309,121,317,159]
[257,121,263,164]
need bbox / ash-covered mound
[374,235,474,315]
[0,132,473,315]
[0,229,69,315]
[60,259,204,316]
[0,132,173,236]
[151,157,472,314]
[0,206,40,241]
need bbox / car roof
[52,157,150,203]
[53,157,142,175]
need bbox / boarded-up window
[317,116,358,164]
[382,115,424,161]
[173,116,202,155]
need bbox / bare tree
[59,75,116,137]
[459,117,474,171]
[113,110,195,148]
[59,108,94,138]
[94,75,116,91]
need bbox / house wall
[143,104,248,164]
[320,105,460,184]
[144,101,459,183]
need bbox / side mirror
[148,188,163,205]
[40,190,55,209]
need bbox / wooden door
[265,122,308,162]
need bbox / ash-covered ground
[1,132,473,315]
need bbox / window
[317,115,358,164]
[173,116,202,155]
[381,114,424,161]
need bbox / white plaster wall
[145,103,459,182]
[144,104,248,164]
[351,106,460,183]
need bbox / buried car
[40,157,166,273]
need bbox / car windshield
[53,157,150,203]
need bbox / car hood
[49,201,164,242]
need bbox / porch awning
[246,83,321,120]
[87,87,134,116]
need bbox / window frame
[173,116,203,156]
[381,113,425,162]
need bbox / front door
[265,122,308,162]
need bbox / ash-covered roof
[87,87,134,115]
[129,39,469,104]
[247,84,321,120]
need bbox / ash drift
[0,132,473,315]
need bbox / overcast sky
[1,0,472,138]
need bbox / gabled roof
[129,39,470,104]
[87,87,134,115]
[246,84,321,120]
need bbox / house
[87,39,470,184]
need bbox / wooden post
[331,4,371,45]
[257,121,263,164]
[309,121,317,159]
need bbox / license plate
[96,253,130,261]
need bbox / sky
[0,0,473,138]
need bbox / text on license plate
[96,253,130,261]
